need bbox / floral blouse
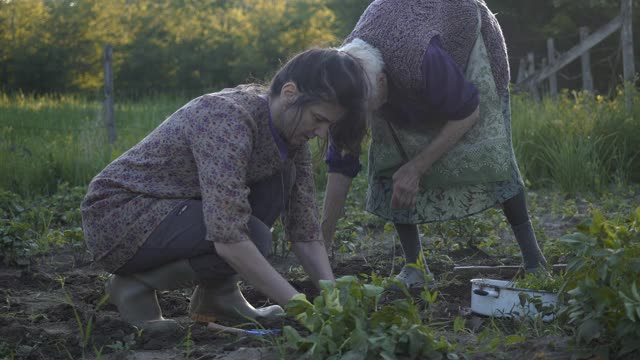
[81,85,321,272]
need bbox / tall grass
[0,93,187,195]
[511,87,640,194]
[0,88,638,196]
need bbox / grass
[511,87,640,194]
[0,88,639,197]
[0,92,186,195]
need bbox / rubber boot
[105,259,197,332]
[189,275,284,324]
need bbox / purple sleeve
[422,36,479,120]
[324,140,361,178]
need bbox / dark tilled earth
[0,240,576,360]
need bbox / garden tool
[207,322,282,336]
[189,275,284,324]
[105,258,197,332]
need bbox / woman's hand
[291,241,335,288]
[390,105,480,209]
[214,241,299,306]
[390,161,423,209]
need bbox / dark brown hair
[269,48,368,154]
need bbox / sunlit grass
[511,87,640,194]
[1,88,639,196]
[0,93,187,195]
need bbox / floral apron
[366,5,524,224]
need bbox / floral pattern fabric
[366,17,523,224]
[81,86,321,273]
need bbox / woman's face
[284,101,346,146]
[273,82,346,146]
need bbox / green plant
[475,322,527,353]
[0,219,37,266]
[558,207,640,359]
[284,275,457,359]
[181,325,193,359]
[0,341,15,360]
[511,90,640,193]
[512,272,565,293]
[56,275,111,359]
[0,186,87,266]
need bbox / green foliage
[57,275,111,359]
[0,341,16,360]
[512,90,640,193]
[558,207,640,358]
[512,272,564,293]
[0,93,185,195]
[3,0,638,96]
[283,275,457,359]
[0,0,338,95]
[0,184,87,265]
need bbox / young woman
[81,48,368,331]
[322,0,548,289]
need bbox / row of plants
[1,183,639,358]
[278,206,640,359]
[0,183,86,266]
[283,274,455,360]
[559,207,640,358]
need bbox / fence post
[579,27,594,93]
[104,44,117,145]
[517,57,527,83]
[527,52,540,101]
[621,0,635,110]
[546,38,558,101]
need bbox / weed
[512,272,565,293]
[0,341,15,360]
[0,186,87,266]
[284,275,457,359]
[181,325,193,359]
[56,275,111,359]
[558,207,640,358]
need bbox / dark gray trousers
[115,171,290,282]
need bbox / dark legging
[115,170,291,282]
[394,189,543,268]
[500,190,530,227]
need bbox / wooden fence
[104,44,116,145]
[514,0,635,109]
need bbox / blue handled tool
[207,322,281,336]
[245,329,282,336]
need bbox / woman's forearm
[291,241,335,288]
[214,241,298,306]
[321,172,353,247]
[412,105,480,175]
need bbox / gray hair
[338,38,384,108]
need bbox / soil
[0,239,575,360]
[10,185,623,359]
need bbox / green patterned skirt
[365,31,523,224]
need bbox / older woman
[81,48,368,330]
[322,0,547,288]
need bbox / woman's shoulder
[211,84,268,109]
[179,84,268,130]
[203,84,268,123]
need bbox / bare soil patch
[1,240,575,359]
